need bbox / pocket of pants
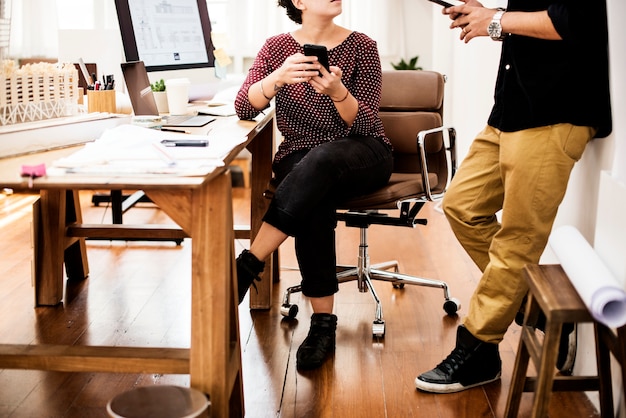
[558,124,594,162]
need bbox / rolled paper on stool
[549,225,626,328]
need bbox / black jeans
[263,136,393,298]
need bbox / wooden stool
[505,264,626,418]
[107,385,210,418]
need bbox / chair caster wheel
[392,283,404,289]
[280,303,299,318]
[372,320,385,337]
[443,298,461,316]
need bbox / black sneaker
[555,323,577,374]
[236,250,265,304]
[415,325,501,393]
[296,313,337,371]
[514,310,577,374]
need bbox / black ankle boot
[236,250,265,304]
[296,313,337,371]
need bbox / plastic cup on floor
[107,385,210,418]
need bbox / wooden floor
[0,188,599,418]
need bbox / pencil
[161,128,191,134]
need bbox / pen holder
[87,89,116,113]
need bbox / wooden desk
[0,112,275,417]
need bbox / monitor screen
[115,0,215,73]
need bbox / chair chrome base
[280,228,461,338]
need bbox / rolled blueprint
[549,225,626,328]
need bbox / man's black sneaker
[514,310,577,374]
[415,325,501,393]
[296,313,337,371]
[555,322,577,374]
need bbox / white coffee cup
[165,78,191,115]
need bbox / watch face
[488,22,502,38]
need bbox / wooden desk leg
[33,190,67,306]
[247,120,276,310]
[189,171,244,418]
[63,191,89,282]
[33,190,89,306]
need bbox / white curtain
[341,0,406,59]
[10,0,408,65]
[224,0,406,60]
[9,0,59,58]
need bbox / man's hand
[444,4,497,43]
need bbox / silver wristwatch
[488,9,507,41]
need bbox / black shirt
[487,0,612,138]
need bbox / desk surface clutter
[0,107,271,191]
[47,123,244,177]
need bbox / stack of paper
[47,124,245,177]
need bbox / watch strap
[490,10,507,41]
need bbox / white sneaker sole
[415,372,501,394]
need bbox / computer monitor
[114,0,217,94]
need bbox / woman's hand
[278,52,347,102]
[275,53,324,87]
[249,52,320,108]
[308,65,346,101]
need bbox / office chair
[279,70,460,337]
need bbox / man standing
[415,0,612,393]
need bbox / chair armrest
[417,126,457,201]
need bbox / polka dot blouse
[235,31,391,164]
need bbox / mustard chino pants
[442,124,594,343]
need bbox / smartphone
[160,139,209,147]
[303,44,330,73]
[427,0,463,7]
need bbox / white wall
[429,0,504,161]
[395,0,435,71]
[607,1,626,186]
[595,0,626,412]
